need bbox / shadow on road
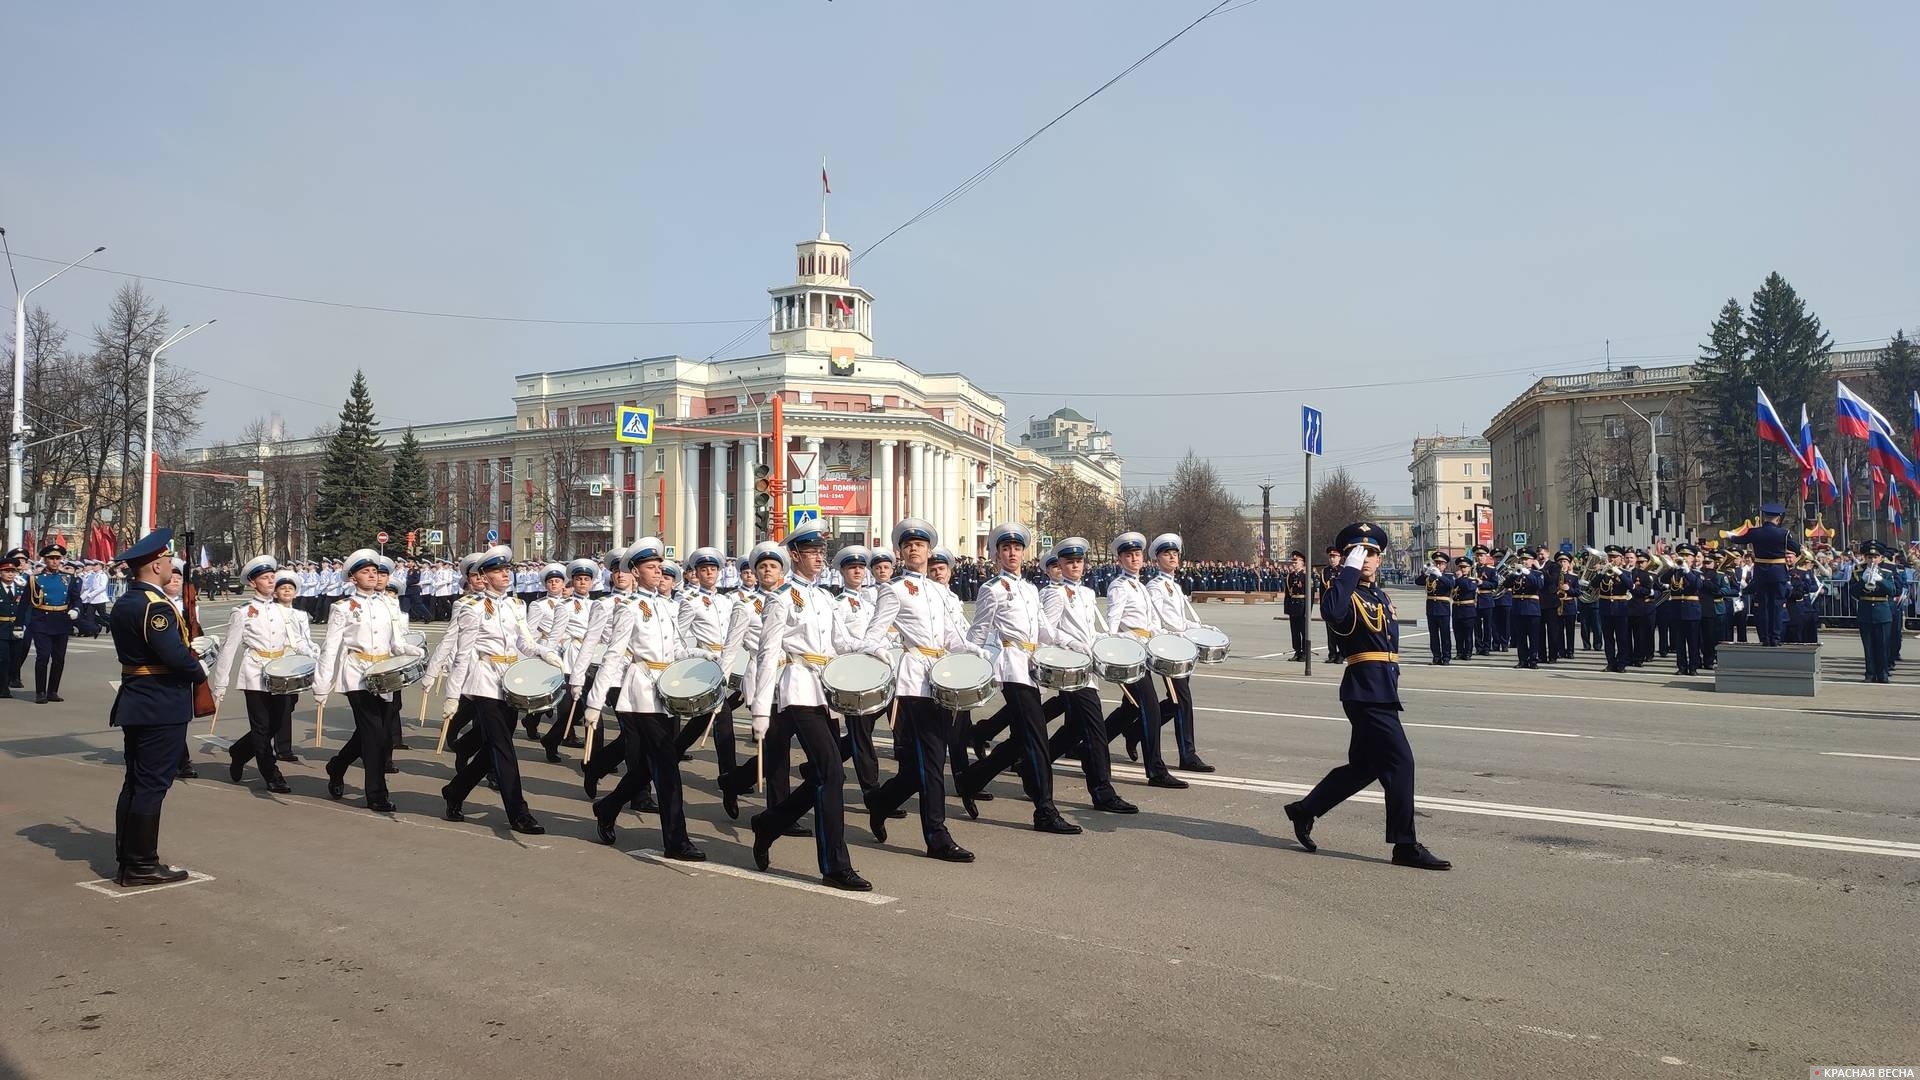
[15,817,118,879]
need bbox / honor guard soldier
[1726,503,1799,646]
[25,541,79,702]
[1510,550,1543,669]
[1851,542,1896,682]
[316,549,427,812]
[208,555,307,793]
[0,558,21,696]
[1281,552,1310,662]
[1101,531,1189,789]
[107,528,206,887]
[1449,556,1478,660]
[671,547,749,776]
[746,522,871,891]
[1146,533,1213,772]
[1283,522,1450,871]
[1414,551,1453,664]
[2,548,26,688]
[828,545,887,796]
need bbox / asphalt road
[2,592,1915,1079]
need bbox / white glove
[1346,545,1371,568]
[752,713,771,739]
[582,708,602,731]
[68,609,79,621]
[440,698,459,722]
[313,695,328,711]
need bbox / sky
[6,1,1918,505]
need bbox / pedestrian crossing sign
[788,505,821,532]
[615,405,654,444]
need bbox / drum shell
[262,655,315,695]
[929,653,995,711]
[822,653,894,715]
[1030,646,1092,691]
[363,655,427,694]
[657,658,726,718]
[1184,625,1230,664]
[1146,634,1199,677]
[501,658,566,712]
[727,650,751,691]
[1089,636,1148,684]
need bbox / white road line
[626,849,897,905]
[76,871,215,898]
[1090,763,1920,859]
[1819,751,1920,762]
[1192,705,1584,739]
[1193,671,1914,716]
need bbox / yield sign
[788,450,816,477]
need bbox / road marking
[76,871,215,898]
[1195,671,1920,716]
[1192,705,1584,739]
[1088,762,1920,859]
[1819,751,1920,762]
[626,849,896,905]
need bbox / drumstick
[312,698,325,749]
[434,700,455,757]
[1165,676,1181,705]
[582,710,598,765]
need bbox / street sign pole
[1303,446,1312,677]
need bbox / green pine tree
[1872,329,1920,420]
[310,371,389,554]
[1692,297,1752,516]
[382,429,431,549]
[1745,272,1832,504]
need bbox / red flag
[1872,465,1887,508]
[822,167,831,195]
[832,295,852,316]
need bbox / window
[1653,414,1674,436]
[1463,486,1473,500]
[1480,462,1490,476]
[1604,418,1627,439]
[1481,486,1491,499]
[1462,463,1472,476]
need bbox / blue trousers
[1750,582,1786,645]
[1298,701,1417,844]
[117,722,187,818]
[1860,620,1891,681]
[1426,603,1452,662]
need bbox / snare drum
[1090,635,1148,684]
[1030,645,1093,691]
[821,653,894,715]
[363,654,427,694]
[929,652,996,711]
[501,658,565,712]
[657,657,726,718]
[402,630,426,652]
[1184,625,1230,664]
[261,655,315,695]
[1146,634,1199,678]
[727,649,751,691]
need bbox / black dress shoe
[960,789,979,820]
[35,691,50,704]
[783,823,810,837]
[1146,773,1189,790]
[561,737,585,749]
[972,790,994,801]
[46,692,62,702]
[521,718,540,740]
[116,863,190,888]
[510,815,546,836]
[326,766,345,800]
[822,868,872,892]
[722,788,740,820]
[228,756,245,784]
[866,800,889,845]
[267,780,292,795]
[544,749,562,764]
[1123,732,1139,762]
[383,762,399,774]
[1176,758,1216,773]
[663,843,706,862]
[679,752,693,763]
[367,799,396,814]
[1283,801,1317,852]
[749,817,774,871]
[595,815,617,846]
[1392,842,1451,870]
[1033,813,1082,835]
[1092,796,1139,814]
[583,773,599,800]
[633,792,659,813]
[9,678,22,688]
[443,801,465,823]
[177,762,198,780]
[927,843,975,863]
[276,752,301,763]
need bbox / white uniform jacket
[859,570,984,697]
[316,591,425,699]
[425,594,478,683]
[588,593,694,715]
[969,571,1044,688]
[1040,580,1101,654]
[1146,571,1198,633]
[445,592,560,702]
[749,577,862,717]
[1103,571,1162,642]
[209,592,311,700]
[677,587,747,672]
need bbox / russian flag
[1873,465,1887,509]
[1867,422,1920,496]
[1911,389,1920,459]
[1756,387,1806,468]
[1808,443,1838,504]
[1843,459,1853,509]
[1836,380,1893,442]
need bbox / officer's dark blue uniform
[1413,556,1453,664]
[1726,505,1800,646]
[1284,523,1448,870]
[0,564,22,698]
[1282,554,1310,661]
[1450,559,1478,660]
[1473,552,1495,655]
[1511,562,1543,668]
[1850,544,1897,682]
[1667,549,1703,675]
[108,529,205,887]
[25,542,78,702]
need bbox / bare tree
[1285,467,1378,556]
[1123,452,1246,559]
[1037,472,1123,546]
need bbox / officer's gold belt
[1754,558,1788,564]
[121,663,175,677]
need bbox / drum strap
[352,651,391,663]
[253,647,287,659]
[1000,639,1037,652]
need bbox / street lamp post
[141,320,215,535]
[1621,399,1669,518]
[8,241,107,550]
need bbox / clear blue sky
[7,1,1916,503]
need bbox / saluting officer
[1283,522,1450,871]
[25,541,79,703]
[1281,552,1310,662]
[107,528,206,887]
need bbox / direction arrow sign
[615,405,655,444]
[1301,405,1324,457]
[487,528,499,543]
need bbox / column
[960,456,976,556]
[936,449,952,547]
[804,437,824,534]
[908,442,927,530]
[708,441,727,553]
[680,442,700,552]
[735,438,755,553]
[611,447,625,551]
[875,440,896,543]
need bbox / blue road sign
[615,405,654,444]
[788,505,821,533]
[486,528,499,543]
[1301,405,1324,457]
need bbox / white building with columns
[186,226,1057,560]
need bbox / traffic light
[753,463,772,536]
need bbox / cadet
[107,528,206,887]
[25,541,79,702]
[1413,550,1453,665]
[1284,522,1449,870]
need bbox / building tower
[768,227,874,358]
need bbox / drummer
[746,522,871,891]
[1146,533,1213,773]
[828,545,886,797]
[926,547,987,788]
[375,555,413,769]
[1102,532,1187,790]
[523,562,569,743]
[535,559,598,764]
[272,570,315,761]
[426,552,487,774]
[859,518,990,863]
[315,549,428,813]
[671,547,748,781]
[865,549,894,604]
[580,538,705,860]
[439,545,563,835]
[716,543,798,823]
[576,548,639,801]
[961,536,1137,815]
[208,554,299,793]
[955,523,1082,834]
